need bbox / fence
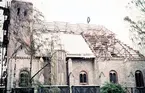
[126,87,145,93]
[2,86,145,93]
[72,86,100,93]
[38,85,69,93]
[38,85,100,93]
[12,88,34,93]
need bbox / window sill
[80,83,88,85]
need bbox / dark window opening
[80,71,87,84]
[111,52,118,57]
[24,10,27,16]
[20,45,23,49]
[80,74,83,83]
[19,70,30,87]
[110,70,118,83]
[84,74,87,82]
[135,70,144,87]
[17,8,20,15]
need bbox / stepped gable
[82,26,145,60]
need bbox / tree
[124,0,145,54]
[7,6,64,92]
[5,5,58,90]
[9,7,47,86]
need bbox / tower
[8,0,33,57]
[7,1,33,92]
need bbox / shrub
[101,82,126,93]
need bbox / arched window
[110,70,118,83]
[19,70,30,87]
[79,71,88,84]
[135,70,144,87]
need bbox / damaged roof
[34,21,144,60]
[34,32,95,58]
[82,26,145,60]
[60,33,95,58]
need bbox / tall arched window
[135,70,144,87]
[19,70,30,87]
[110,70,118,83]
[79,71,88,84]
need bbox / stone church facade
[5,0,145,93]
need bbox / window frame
[19,70,30,87]
[79,70,88,85]
[135,70,144,88]
[109,70,118,83]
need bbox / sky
[23,0,133,46]
[0,0,137,48]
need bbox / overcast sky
[1,0,136,48]
[22,0,133,46]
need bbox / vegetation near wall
[124,0,145,54]
[101,82,126,93]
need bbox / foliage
[42,87,60,93]
[100,82,126,93]
[124,0,145,52]
[33,81,60,93]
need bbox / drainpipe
[66,58,72,93]
[66,58,69,92]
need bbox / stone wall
[98,59,145,87]
[69,58,96,85]
[68,58,145,87]
[8,57,44,87]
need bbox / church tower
[7,1,33,92]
